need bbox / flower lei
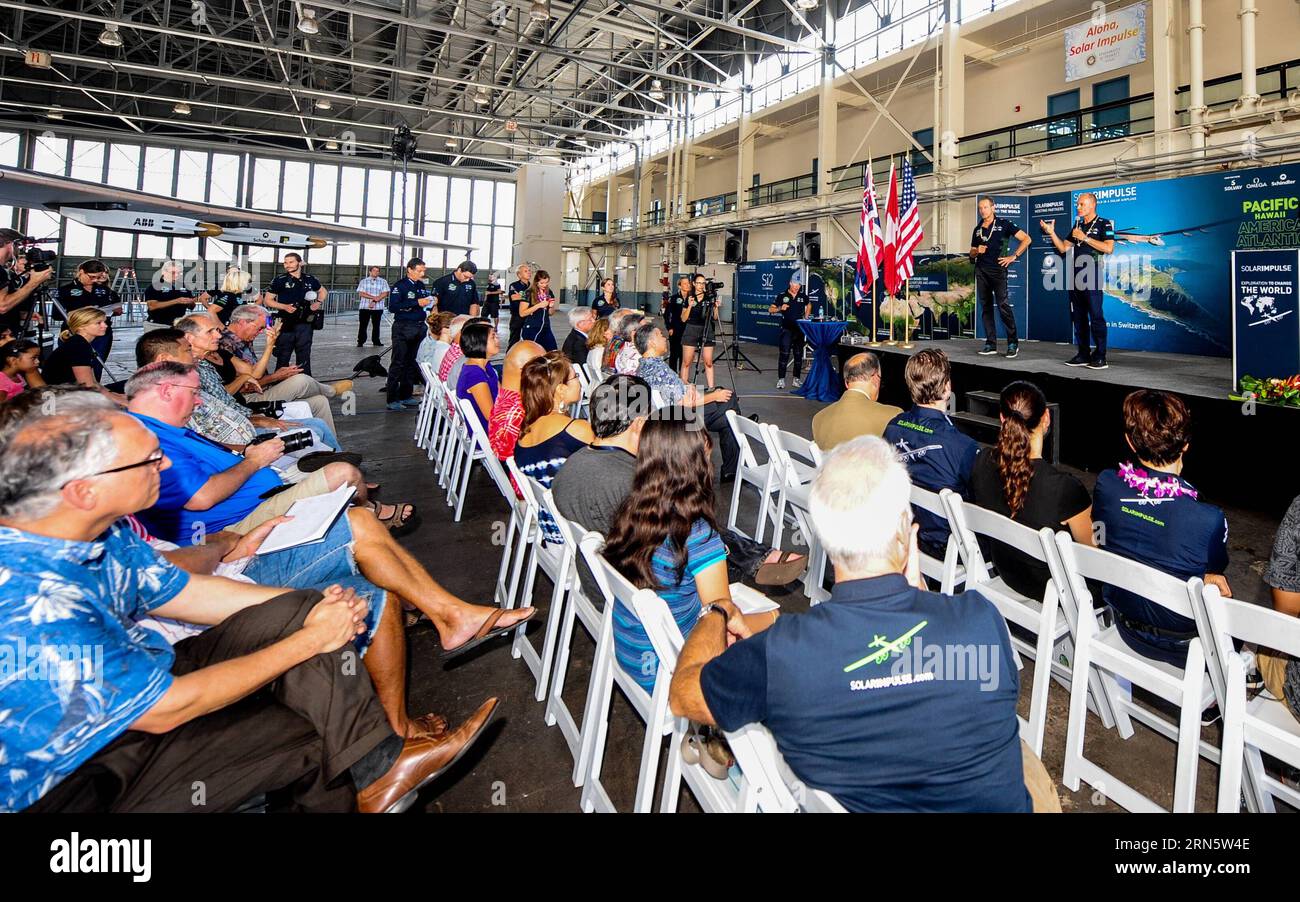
[1118,462,1198,501]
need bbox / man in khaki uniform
[812,352,902,451]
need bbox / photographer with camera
[262,253,325,375]
[55,259,121,360]
[679,273,721,390]
[0,230,54,338]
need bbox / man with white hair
[669,434,1031,812]
[561,304,596,365]
[506,262,533,348]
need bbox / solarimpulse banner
[735,258,803,345]
[1024,162,1300,357]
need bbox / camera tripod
[686,292,757,390]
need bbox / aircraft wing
[1115,217,1237,239]
[0,165,477,252]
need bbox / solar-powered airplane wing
[1113,217,1236,247]
[0,165,477,252]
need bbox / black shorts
[681,323,715,349]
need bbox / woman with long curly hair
[602,413,775,691]
[969,380,1092,598]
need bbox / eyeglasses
[64,448,166,485]
[163,382,202,395]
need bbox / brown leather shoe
[406,712,448,738]
[357,698,498,813]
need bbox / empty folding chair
[501,459,576,702]
[414,361,439,449]
[1054,533,1218,812]
[908,486,965,595]
[724,411,782,544]
[762,425,827,603]
[942,490,1067,756]
[1192,579,1300,813]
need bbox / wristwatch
[700,603,730,623]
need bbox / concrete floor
[108,312,1290,813]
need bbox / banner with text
[1233,249,1300,390]
[1065,2,1146,83]
[735,258,803,345]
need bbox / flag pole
[869,277,880,346]
[901,281,914,349]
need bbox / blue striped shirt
[613,519,728,691]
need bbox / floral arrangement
[1237,374,1300,407]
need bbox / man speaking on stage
[1041,191,1115,370]
[970,196,1029,360]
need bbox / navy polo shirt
[970,217,1022,272]
[1070,215,1115,258]
[129,412,284,545]
[54,282,118,324]
[701,574,1029,812]
[432,272,479,316]
[388,276,432,322]
[508,280,529,325]
[883,406,980,551]
[774,290,808,331]
[1092,464,1229,663]
[267,273,322,327]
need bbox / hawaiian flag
[853,163,885,306]
[885,158,924,296]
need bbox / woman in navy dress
[519,269,558,352]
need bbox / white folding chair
[1054,533,1217,812]
[501,459,575,702]
[941,491,1065,757]
[446,396,492,521]
[421,375,450,468]
[762,425,827,603]
[907,486,965,595]
[413,361,439,449]
[1192,579,1300,813]
[724,411,781,544]
[572,363,592,419]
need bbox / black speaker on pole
[683,232,706,267]
[723,228,748,264]
[797,230,822,266]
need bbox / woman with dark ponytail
[969,380,1093,598]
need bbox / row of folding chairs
[412,361,491,522]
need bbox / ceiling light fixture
[297,7,320,35]
[173,101,193,115]
[325,139,339,150]
[529,0,550,22]
[315,97,332,110]
[445,136,458,148]
[473,87,490,106]
[47,107,64,120]
[98,24,124,47]
[795,0,818,9]
[648,78,665,101]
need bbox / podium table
[795,320,847,402]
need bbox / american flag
[854,164,885,306]
[884,157,923,297]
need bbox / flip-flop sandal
[754,550,808,586]
[295,451,364,472]
[439,607,537,661]
[365,482,381,494]
[371,501,420,537]
[403,607,426,628]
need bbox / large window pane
[494,182,515,226]
[33,135,68,175]
[311,164,338,215]
[210,153,241,206]
[471,180,494,223]
[393,170,418,222]
[100,228,132,258]
[425,175,449,224]
[491,226,513,270]
[107,143,141,189]
[172,237,200,260]
[339,166,365,215]
[0,132,19,167]
[448,178,472,222]
[63,220,98,257]
[144,146,176,191]
[251,158,281,211]
[137,233,171,261]
[365,169,391,218]
[470,224,491,266]
[70,141,105,183]
[281,161,309,212]
[176,150,208,201]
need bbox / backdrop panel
[736,258,803,345]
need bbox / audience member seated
[883,348,979,559]
[218,305,350,430]
[812,351,901,450]
[585,316,612,375]
[668,434,1034,813]
[562,305,596,365]
[42,308,123,403]
[513,352,594,542]
[446,317,491,397]
[1093,389,1230,666]
[602,309,635,373]
[601,413,773,692]
[968,381,1093,599]
[614,311,647,375]
[633,321,743,481]
[417,311,457,372]
[0,338,44,399]
[0,396,501,813]
[455,320,500,432]
[1262,493,1300,724]
[436,315,472,384]
[488,340,544,461]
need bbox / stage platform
[834,337,1298,514]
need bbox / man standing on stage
[431,261,480,318]
[768,276,808,390]
[1041,192,1115,370]
[385,257,433,411]
[970,196,1029,360]
[507,262,532,348]
[263,253,325,375]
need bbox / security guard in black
[386,258,433,406]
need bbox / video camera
[16,239,56,273]
[702,277,725,294]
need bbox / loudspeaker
[797,230,822,265]
[683,232,706,266]
[723,228,748,264]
